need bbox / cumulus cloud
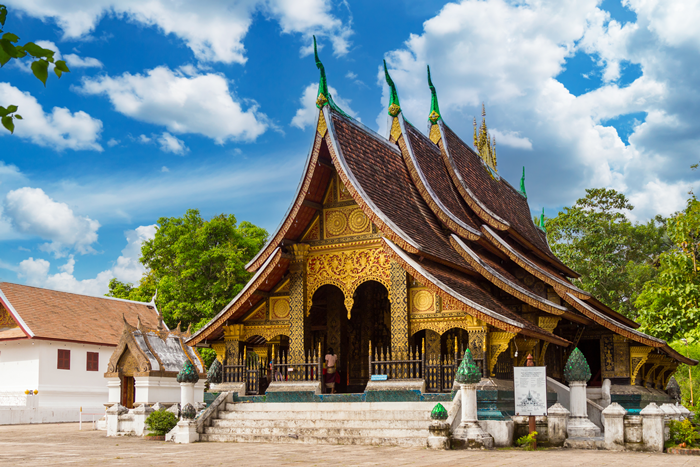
[16,224,156,297]
[4,187,100,256]
[77,66,268,143]
[157,132,188,155]
[0,83,102,151]
[291,82,357,130]
[3,0,352,63]
[63,53,103,68]
[379,0,700,219]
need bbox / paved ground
[1,423,699,467]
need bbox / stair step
[217,410,431,421]
[204,425,429,438]
[210,418,429,430]
[200,433,428,447]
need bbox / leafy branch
[0,4,70,133]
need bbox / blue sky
[1,0,699,296]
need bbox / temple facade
[187,43,694,402]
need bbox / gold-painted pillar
[211,342,226,363]
[467,326,487,375]
[289,244,310,365]
[488,331,516,377]
[223,324,244,365]
[389,260,408,355]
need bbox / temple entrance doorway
[308,281,390,393]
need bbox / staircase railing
[270,349,322,382]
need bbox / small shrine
[104,316,206,408]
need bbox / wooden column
[288,244,310,365]
[223,324,243,364]
[389,260,408,355]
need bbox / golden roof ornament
[474,103,497,175]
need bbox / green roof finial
[455,349,482,384]
[314,36,329,109]
[427,65,441,124]
[564,347,592,383]
[540,208,546,233]
[384,60,401,117]
[519,167,527,198]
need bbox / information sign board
[514,366,547,416]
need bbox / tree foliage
[0,4,70,133]
[637,195,700,341]
[107,209,267,331]
[545,188,668,319]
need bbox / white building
[0,282,162,424]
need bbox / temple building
[0,283,162,424]
[187,41,695,406]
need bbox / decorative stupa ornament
[519,167,527,198]
[181,402,196,420]
[564,347,592,383]
[427,65,441,124]
[384,60,401,117]
[455,349,482,384]
[430,402,449,420]
[207,358,222,385]
[177,360,200,384]
[667,376,681,403]
[313,36,329,109]
[473,103,497,174]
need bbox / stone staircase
[201,401,442,447]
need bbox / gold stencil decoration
[0,306,18,329]
[306,246,392,317]
[429,124,441,144]
[348,209,370,232]
[390,117,402,142]
[337,175,353,201]
[412,289,434,313]
[271,297,290,320]
[317,110,328,137]
[326,211,347,236]
[245,303,267,321]
[323,206,373,239]
[211,342,226,363]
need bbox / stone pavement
[1,423,699,467]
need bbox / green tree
[107,209,268,331]
[545,188,668,319]
[636,195,700,341]
[0,4,70,133]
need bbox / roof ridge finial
[540,208,547,233]
[427,65,441,124]
[519,166,527,198]
[473,103,498,175]
[384,60,401,117]
[314,36,329,109]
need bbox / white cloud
[77,66,268,143]
[107,138,119,147]
[291,82,357,130]
[4,187,100,256]
[379,0,700,220]
[0,83,103,151]
[4,0,352,63]
[161,166,170,173]
[490,129,533,151]
[138,134,151,143]
[157,132,188,155]
[16,224,156,297]
[63,53,103,69]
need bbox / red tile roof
[0,282,161,346]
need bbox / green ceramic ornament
[207,358,222,384]
[564,347,591,383]
[177,360,200,384]
[430,403,448,420]
[455,349,482,384]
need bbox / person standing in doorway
[325,348,339,394]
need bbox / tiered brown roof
[0,282,162,346]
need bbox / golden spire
[473,103,497,174]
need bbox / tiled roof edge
[398,117,482,240]
[245,110,323,272]
[324,107,421,253]
[188,247,282,345]
[0,286,34,337]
